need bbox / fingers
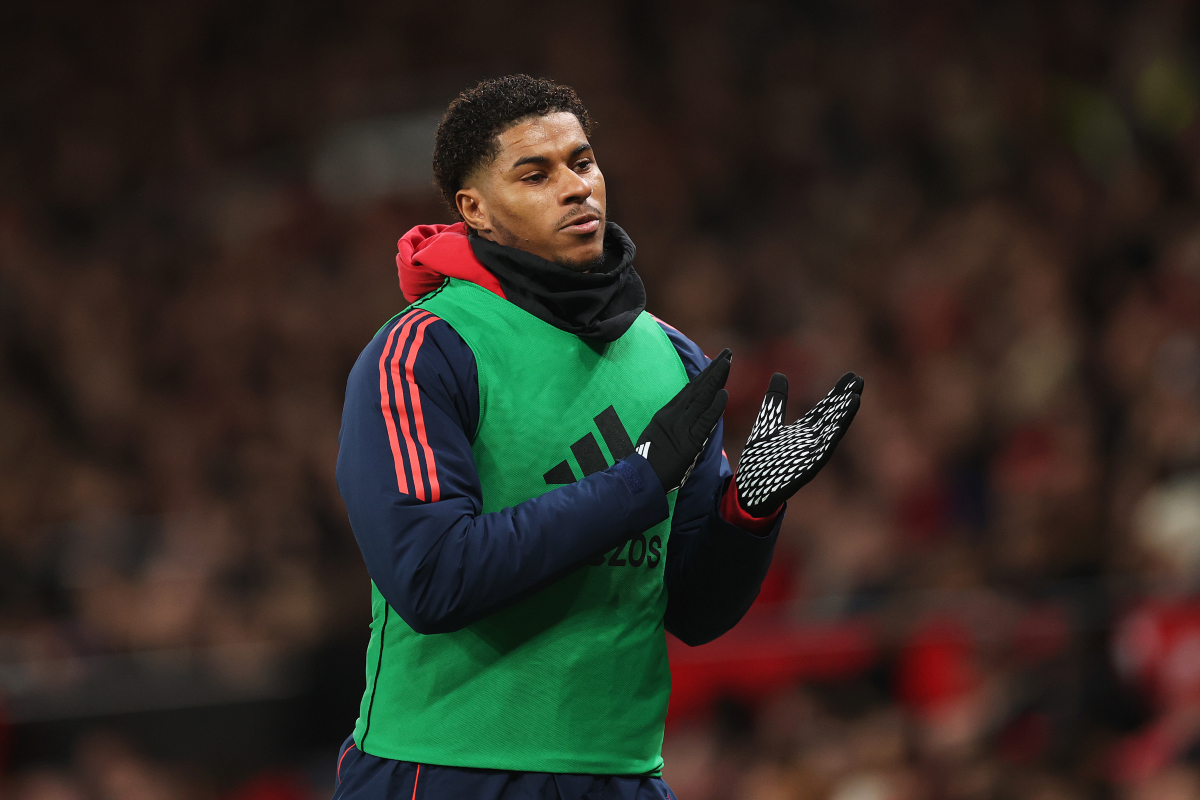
[833,380,862,430]
[697,348,732,391]
[808,391,861,474]
[767,372,789,401]
[690,388,728,440]
[814,388,861,459]
[749,372,788,443]
[682,348,732,415]
[844,391,861,420]
[800,371,863,425]
[833,371,860,394]
[820,382,861,441]
[827,392,860,444]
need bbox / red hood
[396,222,506,302]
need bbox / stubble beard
[554,247,607,273]
[492,217,607,273]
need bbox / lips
[561,213,601,234]
[564,218,600,234]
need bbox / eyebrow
[510,143,592,170]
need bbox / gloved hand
[637,349,731,493]
[735,371,863,517]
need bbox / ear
[456,188,490,233]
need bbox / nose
[558,165,592,205]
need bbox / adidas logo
[543,406,634,485]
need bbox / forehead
[493,112,588,166]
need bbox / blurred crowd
[3,0,1200,797]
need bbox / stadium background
[4,0,1200,797]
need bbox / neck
[467,222,646,342]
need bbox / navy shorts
[331,736,678,800]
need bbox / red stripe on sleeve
[389,311,432,500]
[377,313,418,495]
[403,315,442,502]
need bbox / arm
[657,322,784,646]
[336,309,668,635]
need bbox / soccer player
[332,75,863,800]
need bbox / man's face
[457,112,606,270]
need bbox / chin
[555,249,605,272]
[565,241,606,267]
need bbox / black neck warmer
[469,222,647,343]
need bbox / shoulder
[350,308,478,392]
[650,315,709,379]
[346,307,480,438]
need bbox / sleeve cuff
[720,475,781,535]
[611,454,670,532]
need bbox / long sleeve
[336,309,669,635]
[656,320,783,646]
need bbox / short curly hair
[433,75,593,218]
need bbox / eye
[574,159,593,172]
[522,173,546,184]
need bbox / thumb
[748,373,788,443]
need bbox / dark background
[3,1,1200,798]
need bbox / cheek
[490,189,558,236]
[591,173,607,205]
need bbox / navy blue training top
[336,309,781,646]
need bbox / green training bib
[354,278,689,774]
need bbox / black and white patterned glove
[735,371,864,517]
[636,349,731,493]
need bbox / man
[333,75,863,799]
